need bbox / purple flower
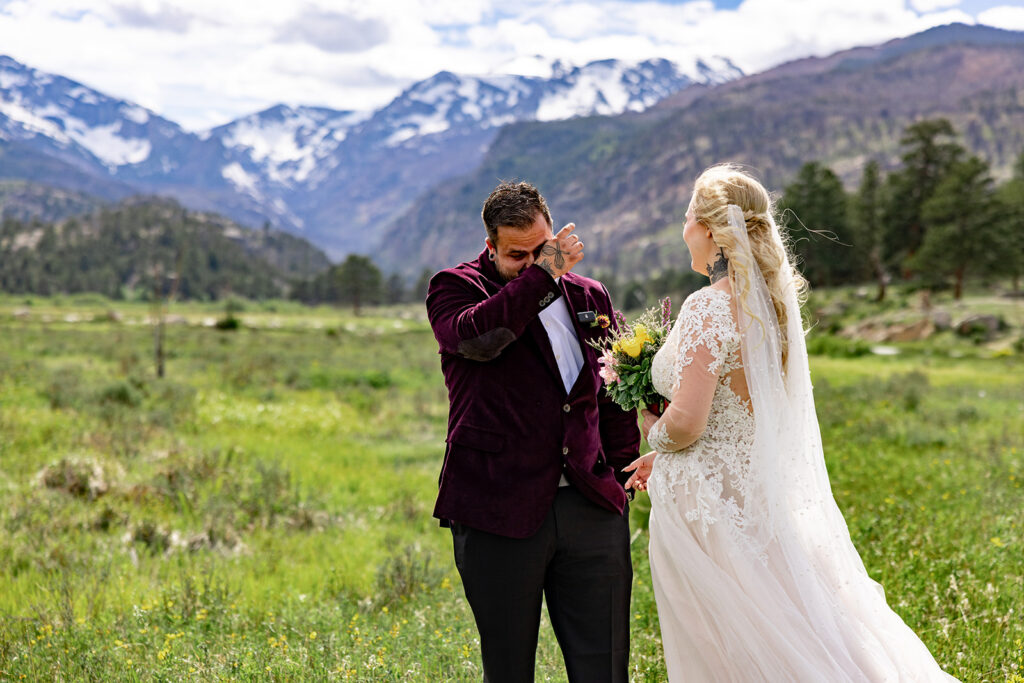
[661,297,672,329]
[614,310,630,336]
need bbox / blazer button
[563,404,570,413]
[562,447,569,455]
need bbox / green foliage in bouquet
[587,298,672,412]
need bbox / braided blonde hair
[690,164,807,369]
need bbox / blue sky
[0,0,1022,130]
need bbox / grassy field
[0,294,1021,681]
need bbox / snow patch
[120,105,151,125]
[218,107,368,185]
[0,71,29,90]
[221,162,262,199]
[384,113,451,146]
[0,98,67,139]
[67,121,152,167]
[67,86,100,105]
[456,79,482,120]
[225,117,308,164]
[385,127,418,146]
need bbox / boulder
[930,310,952,331]
[886,318,935,342]
[955,314,1005,340]
[842,317,936,342]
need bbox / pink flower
[598,348,620,385]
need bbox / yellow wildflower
[611,341,621,354]
[633,324,652,345]
[619,336,643,358]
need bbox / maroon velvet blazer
[426,249,640,539]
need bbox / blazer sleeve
[426,264,563,362]
[594,283,641,485]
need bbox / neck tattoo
[706,249,729,284]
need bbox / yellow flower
[611,341,621,354]
[633,325,652,345]
[620,336,643,358]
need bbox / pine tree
[851,160,890,301]
[885,118,964,273]
[335,254,382,315]
[385,273,406,305]
[993,150,1024,292]
[916,156,1000,299]
[779,162,855,287]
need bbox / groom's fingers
[555,223,575,239]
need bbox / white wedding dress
[645,283,958,682]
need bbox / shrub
[214,314,241,330]
[886,371,929,412]
[37,457,115,500]
[44,366,84,409]
[374,545,446,606]
[97,380,143,408]
[806,334,872,358]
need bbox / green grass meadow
[0,295,1021,681]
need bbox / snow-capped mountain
[0,53,741,258]
[351,57,741,148]
[210,104,369,188]
[0,55,169,170]
[205,56,742,255]
[0,54,219,186]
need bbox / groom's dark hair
[482,181,552,245]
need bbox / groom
[426,181,640,682]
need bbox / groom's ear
[485,237,495,253]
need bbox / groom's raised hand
[534,223,584,279]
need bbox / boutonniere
[576,311,611,329]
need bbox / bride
[623,164,958,681]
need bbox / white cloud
[909,0,961,11]
[978,5,1024,30]
[0,0,995,131]
[111,2,194,33]
[276,8,390,53]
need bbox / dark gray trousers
[451,486,632,683]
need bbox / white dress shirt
[538,280,585,486]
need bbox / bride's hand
[640,408,659,440]
[623,451,657,492]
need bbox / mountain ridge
[0,196,331,299]
[376,23,1024,278]
[0,54,737,258]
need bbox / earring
[488,251,496,261]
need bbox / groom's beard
[496,264,527,282]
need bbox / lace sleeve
[648,288,736,454]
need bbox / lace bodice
[651,288,743,403]
[648,287,761,556]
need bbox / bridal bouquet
[588,297,671,413]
